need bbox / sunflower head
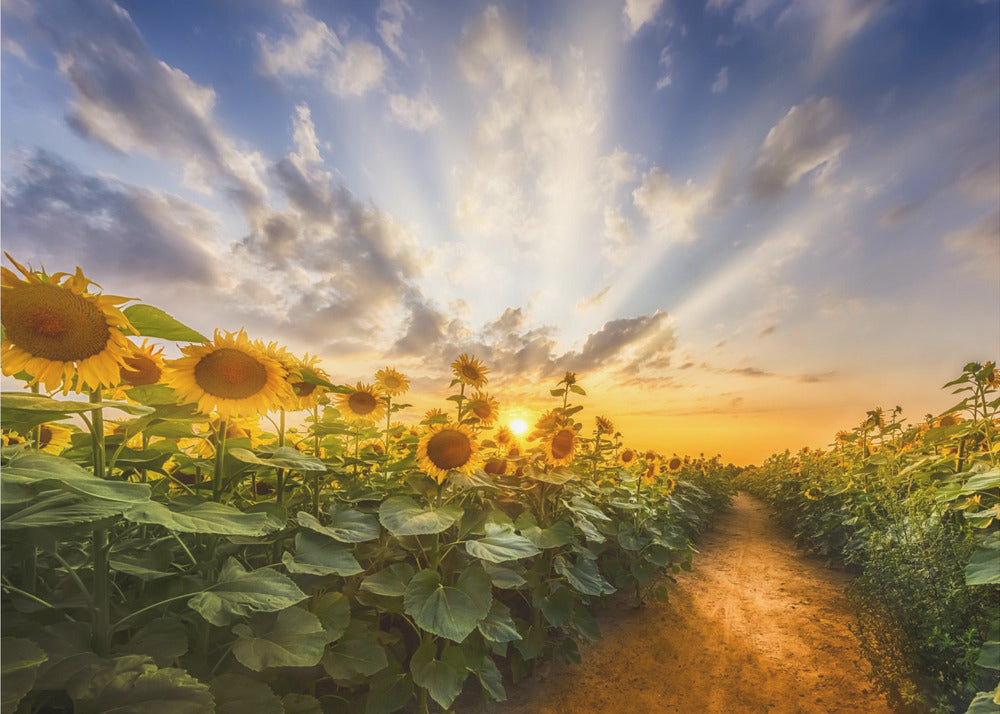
[619,448,638,467]
[561,371,577,386]
[595,416,614,434]
[451,353,489,388]
[375,367,410,397]
[835,430,851,445]
[469,391,499,426]
[644,450,658,462]
[417,423,481,483]
[494,425,514,446]
[282,352,330,411]
[337,382,386,423]
[805,487,824,501]
[983,361,1000,390]
[423,407,450,424]
[938,413,963,428]
[662,477,676,494]
[484,457,507,475]
[163,329,293,421]
[546,427,578,467]
[121,339,165,387]
[643,459,661,484]
[1,255,135,393]
[666,456,683,474]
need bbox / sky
[1,0,998,464]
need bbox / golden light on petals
[0,256,135,393]
[494,425,515,445]
[662,477,676,494]
[417,423,480,483]
[469,391,499,426]
[337,382,386,423]
[121,339,164,387]
[937,414,963,428]
[546,427,577,467]
[619,448,638,466]
[451,353,489,388]
[162,329,292,420]
[595,416,615,434]
[643,459,661,484]
[666,456,683,474]
[375,367,410,397]
[276,351,329,411]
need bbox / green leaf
[321,622,388,680]
[364,667,413,714]
[282,694,324,714]
[378,496,463,536]
[228,447,326,472]
[67,655,214,714]
[124,304,207,342]
[297,509,379,543]
[554,554,615,596]
[281,530,362,577]
[963,469,1000,493]
[477,600,521,643]
[521,520,575,548]
[410,640,467,710]
[465,523,541,563]
[540,587,575,627]
[310,592,351,642]
[126,499,273,536]
[231,607,327,671]
[481,562,527,589]
[3,452,151,502]
[569,497,611,521]
[403,566,492,643]
[528,466,578,485]
[964,690,1000,714]
[966,537,1000,586]
[115,618,188,667]
[1,393,153,432]
[361,563,416,597]
[2,491,127,530]
[976,642,1000,670]
[188,557,307,626]
[2,637,48,714]
[210,674,283,714]
[471,654,506,702]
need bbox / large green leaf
[964,690,1000,714]
[1,637,48,714]
[554,554,615,596]
[521,520,575,549]
[471,654,506,702]
[477,600,521,643]
[228,447,326,472]
[297,509,379,543]
[364,667,413,714]
[3,452,151,503]
[1,393,153,432]
[361,563,416,597]
[321,622,388,680]
[409,640,467,710]
[123,304,207,342]
[966,537,1000,586]
[378,496,463,536]
[282,693,324,714]
[466,523,541,563]
[963,469,1000,493]
[188,558,307,626]
[310,592,351,641]
[231,607,327,671]
[403,566,492,643]
[66,655,214,714]
[281,530,363,577]
[210,674,283,714]
[2,491,127,530]
[481,562,527,589]
[115,618,188,667]
[126,500,273,536]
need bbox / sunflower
[665,456,683,474]
[451,353,489,388]
[38,423,74,454]
[561,371,577,386]
[834,430,851,445]
[469,391,499,426]
[494,425,514,447]
[805,487,823,501]
[644,450,658,462]
[375,367,410,397]
[484,457,507,475]
[546,427,578,467]
[278,351,329,411]
[938,413,964,428]
[507,444,524,459]
[595,416,614,434]
[661,477,676,494]
[423,407,450,424]
[1,256,135,393]
[417,423,480,483]
[163,329,293,420]
[984,361,1000,390]
[120,339,165,387]
[360,440,386,456]
[619,448,638,467]
[642,459,661,484]
[336,382,386,423]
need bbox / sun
[509,418,528,435]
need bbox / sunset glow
[509,418,529,436]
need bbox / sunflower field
[737,363,1000,714]
[0,256,734,713]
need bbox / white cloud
[603,205,634,260]
[632,167,713,243]
[655,46,672,90]
[386,92,441,131]
[751,97,849,198]
[711,66,729,94]
[944,211,1000,279]
[377,0,412,60]
[624,0,666,36]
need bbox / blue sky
[2,0,998,461]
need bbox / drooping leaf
[210,674,283,714]
[471,654,506,702]
[963,469,1000,493]
[477,600,522,643]
[540,586,575,627]
[188,558,307,626]
[403,566,492,643]
[1,637,48,714]
[378,496,463,536]
[123,304,207,342]
[297,509,379,543]
[2,490,127,530]
[66,655,214,714]
[321,622,388,680]
[481,562,527,589]
[3,452,151,503]
[520,520,575,549]
[228,447,326,472]
[409,640,467,710]
[966,537,1000,586]
[281,530,362,577]
[231,608,327,672]
[554,554,615,596]
[126,499,273,536]
[465,523,541,563]
[361,563,416,597]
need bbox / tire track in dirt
[472,493,892,714]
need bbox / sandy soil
[469,493,893,714]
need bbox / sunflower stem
[383,396,392,483]
[213,420,228,503]
[312,405,322,516]
[30,383,42,449]
[88,389,112,656]
[277,410,286,506]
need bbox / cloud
[711,66,729,94]
[386,92,441,131]
[377,0,412,60]
[1,150,221,285]
[944,210,1000,279]
[750,97,849,198]
[655,46,672,90]
[632,167,713,243]
[258,3,385,97]
[576,286,612,311]
[624,0,666,36]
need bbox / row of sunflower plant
[736,362,1000,714]
[0,255,734,714]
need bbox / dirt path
[473,493,892,714]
